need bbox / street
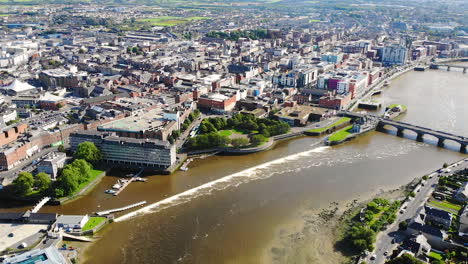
[366,158,468,263]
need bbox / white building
[381,44,408,66]
[56,215,89,229]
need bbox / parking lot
[0,223,48,252]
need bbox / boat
[383,104,407,119]
[105,189,116,194]
[112,184,122,190]
[134,177,147,182]
[383,80,391,87]
[125,174,134,177]
[180,167,188,171]
[371,90,382,96]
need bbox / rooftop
[98,108,167,133]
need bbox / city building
[197,92,237,113]
[381,44,408,66]
[70,131,177,169]
[56,215,89,229]
[36,152,67,180]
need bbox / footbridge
[430,64,467,73]
[337,111,467,153]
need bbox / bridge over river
[339,111,468,153]
[430,63,467,73]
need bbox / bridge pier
[437,138,445,147]
[416,133,424,142]
[460,144,467,154]
[396,128,404,137]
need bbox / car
[400,209,405,214]
[384,251,389,256]
[8,233,14,237]
[370,254,377,260]
[391,238,396,244]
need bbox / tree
[58,145,65,152]
[13,172,34,195]
[231,138,250,148]
[344,225,376,253]
[34,172,51,192]
[56,167,80,196]
[251,134,267,146]
[70,159,92,182]
[386,253,423,264]
[366,202,380,214]
[75,142,101,164]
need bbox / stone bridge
[338,111,467,153]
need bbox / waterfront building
[36,152,66,180]
[381,44,408,66]
[56,215,89,229]
[70,131,177,169]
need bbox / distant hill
[0,0,286,6]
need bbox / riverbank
[266,185,408,264]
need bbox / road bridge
[430,64,467,73]
[376,119,467,153]
[337,111,467,153]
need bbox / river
[2,66,468,263]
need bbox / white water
[115,145,331,222]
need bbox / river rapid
[2,66,467,264]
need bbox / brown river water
[1,65,467,263]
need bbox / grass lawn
[24,189,41,197]
[218,129,253,137]
[428,200,462,213]
[387,104,407,110]
[82,217,106,232]
[307,117,351,133]
[428,251,443,260]
[218,130,233,137]
[309,19,321,22]
[328,125,353,142]
[138,16,210,26]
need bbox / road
[0,147,58,184]
[366,158,468,263]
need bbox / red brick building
[197,93,237,113]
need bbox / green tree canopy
[34,172,51,192]
[13,172,34,195]
[75,142,102,164]
[386,253,423,264]
[70,159,92,182]
[56,166,80,196]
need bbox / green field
[387,104,407,110]
[82,217,106,232]
[328,125,353,142]
[218,129,253,137]
[428,251,443,260]
[138,16,211,26]
[428,199,462,213]
[307,117,351,133]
